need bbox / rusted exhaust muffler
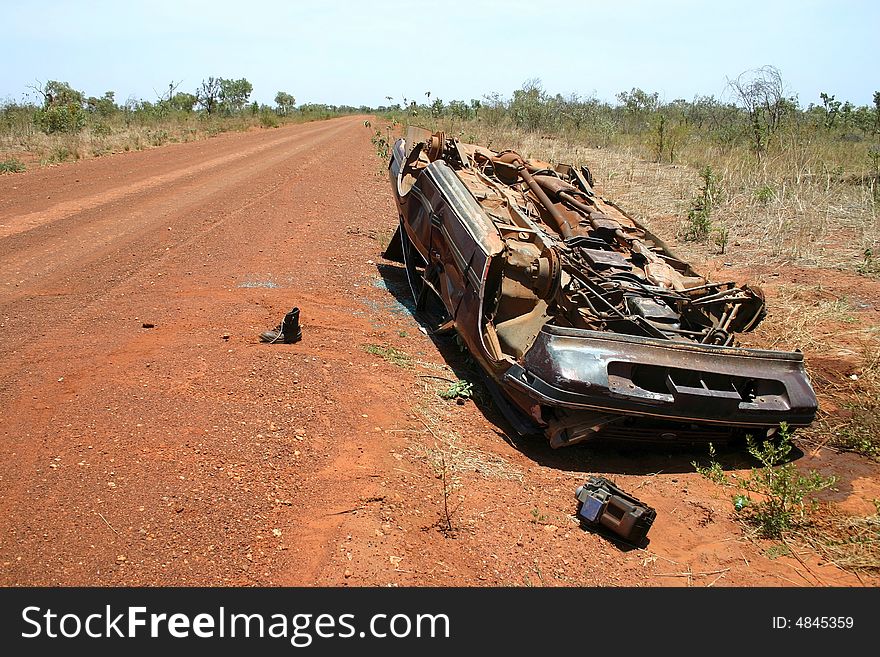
[491,151,574,239]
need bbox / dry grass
[0,112,332,167]
[409,379,523,484]
[798,508,880,572]
[403,390,522,536]
[416,400,523,481]
[822,341,880,458]
[429,118,879,273]
[744,283,880,459]
[749,284,862,352]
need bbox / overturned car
[384,127,817,447]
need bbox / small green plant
[149,129,170,146]
[692,442,727,485]
[857,247,880,276]
[46,145,73,163]
[754,184,775,205]
[736,423,837,538]
[370,128,391,160]
[682,165,723,242]
[694,424,837,538]
[764,544,791,559]
[711,224,730,254]
[0,158,26,173]
[439,379,473,401]
[834,396,880,459]
[363,343,410,368]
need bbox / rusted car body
[384,127,817,447]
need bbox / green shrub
[439,380,473,401]
[692,442,727,485]
[695,423,837,538]
[0,158,26,173]
[259,111,279,128]
[46,145,72,163]
[737,424,837,538]
[35,104,86,134]
[754,184,775,205]
[681,166,723,242]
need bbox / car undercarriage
[385,127,818,447]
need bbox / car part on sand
[384,127,818,447]
[575,476,657,544]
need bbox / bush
[0,158,26,173]
[35,104,86,134]
[681,166,723,241]
[259,111,279,128]
[695,423,837,538]
[754,184,775,205]
[737,425,837,537]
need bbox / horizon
[1,0,878,109]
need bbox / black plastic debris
[575,476,656,545]
[260,307,302,344]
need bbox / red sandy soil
[1,116,876,587]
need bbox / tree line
[379,66,880,165]
[1,77,367,135]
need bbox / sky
[1,0,878,109]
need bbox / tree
[728,65,788,156]
[197,77,222,114]
[511,78,548,131]
[615,88,660,132]
[219,78,253,114]
[170,92,197,112]
[275,91,296,115]
[86,91,117,117]
[819,92,841,129]
[616,87,660,115]
[31,80,86,133]
[873,91,880,134]
[30,80,85,109]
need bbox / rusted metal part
[385,130,818,448]
[481,150,575,239]
[575,476,656,544]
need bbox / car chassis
[385,127,817,447]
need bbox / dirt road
[0,116,875,586]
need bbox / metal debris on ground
[575,476,657,545]
[384,127,817,448]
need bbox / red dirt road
[1,116,875,586]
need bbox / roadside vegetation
[694,425,838,540]
[378,67,879,273]
[694,426,878,574]
[1,78,365,166]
